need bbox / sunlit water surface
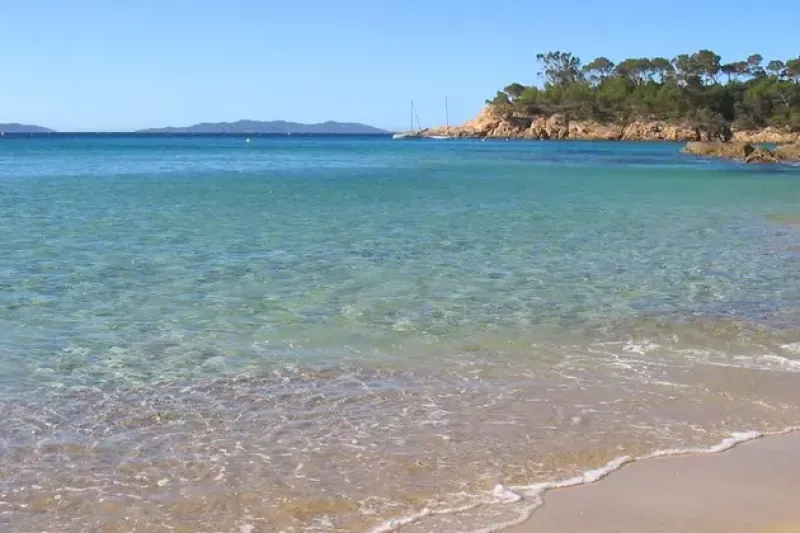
[1,136,799,532]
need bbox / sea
[1,135,799,533]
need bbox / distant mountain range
[0,123,54,134]
[0,120,387,135]
[137,120,387,134]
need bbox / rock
[578,122,624,140]
[425,105,799,146]
[732,128,800,144]
[681,141,800,164]
[681,141,756,160]
[622,121,700,142]
[462,106,514,137]
[744,147,779,164]
[485,115,529,138]
[774,143,800,162]
[527,114,570,139]
[571,122,623,140]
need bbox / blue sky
[1,0,798,131]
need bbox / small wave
[369,427,800,533]
[782,342,800,354]
[760,353,800,370]
[714,353,800,373]
[622,339,661,355]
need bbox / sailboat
[392,100,424,139]
[428,97,453,140]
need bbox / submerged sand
[506,431,800,533]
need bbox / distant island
[422,50,800,143]
[1,120,387,135]
[138,120,387,135]
[0,123,54,134]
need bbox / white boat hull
[392,132,424,140]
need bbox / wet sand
[506,431,800,533]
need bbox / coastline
[371,428,800,533]
[417,105,800,144]
[504,428,800,533]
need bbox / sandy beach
[506,431,800,533]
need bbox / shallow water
[1,136,799,532]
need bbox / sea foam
[369,427,799,533]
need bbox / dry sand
[505,431,800,533]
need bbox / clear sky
[1,0,798,132]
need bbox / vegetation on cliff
[488,51,800,135]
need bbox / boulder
[681,141,757,160]
[774,143,800,162]
[743,147,779,164]
[680,141,800,164]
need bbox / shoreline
[417,127,800,144]
[371,427,800,533]
[417,106,800,144]
[504,427,800,533]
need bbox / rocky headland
[415,105,800,163]
[421,105,800,145]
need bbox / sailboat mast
[410,100,414,131]
[445,97,449,132]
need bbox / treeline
[488,51,800,131]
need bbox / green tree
[721,63,737,83]
[649,57,674,82]
[486,91,511,107]
[516,87,544,114]
[503,83,526,101]
[786,58,800,82]
[536,51,582,87]
[691,107,731,140]
[486,50,800,130]
[672,54,701,87]
[582,57,615,84]
[633,58,655,82]
[721,61,748,82]
[766,60,786,78]
[746,54,765,77]
[692,50,721,84]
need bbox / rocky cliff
[731,127,800,144]
[422,106,800,144]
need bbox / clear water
[1,136,799,532]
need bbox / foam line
[368,426,800,533]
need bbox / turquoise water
[1,136,800,532]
